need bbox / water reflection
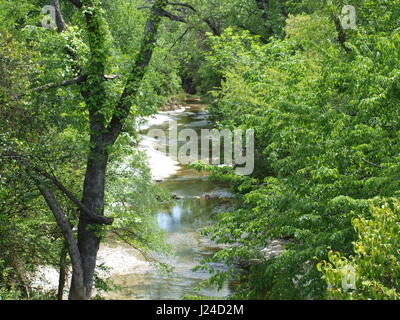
[157,206,183,232]
[157,198,224,233]
[106,100,233,300]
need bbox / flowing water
[104,99,233,300]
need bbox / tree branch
[142,2,221,35]
[169,27,190,49]
[52,0,67,32]
[154,8,187,23]
[361,158,383,169]
[167,2,197,12]
[14,74,118,100]
[31,75,87,93]
[105,0,169,144]
[167,2,221,35]
[203,17,221,36]
[67,0,83,9]
[110,230,155,263]
[138,5,187,23]
[2,152,114,225]
[34,167,114,225]
[38,185,86,299]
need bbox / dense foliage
[0,0,173,299]
[319,200,400,300]
[195,0,400,300]
[1,0,399,300]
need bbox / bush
[319,200,400,300]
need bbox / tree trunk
[66,0,168,300]
[69,143,108,300]
[57,244,68,300]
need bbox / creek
[104,98,233,300]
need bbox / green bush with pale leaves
[319,200,400,300]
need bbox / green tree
[0,0,177,300]
[319,200,400,300]
[196,0,400,299]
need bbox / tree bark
[203,17,221,36]
[72,142,109,299]
[68,0,169,300]
[57,244,68,300]
[51,0,67,32]
[38,185,86,300]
